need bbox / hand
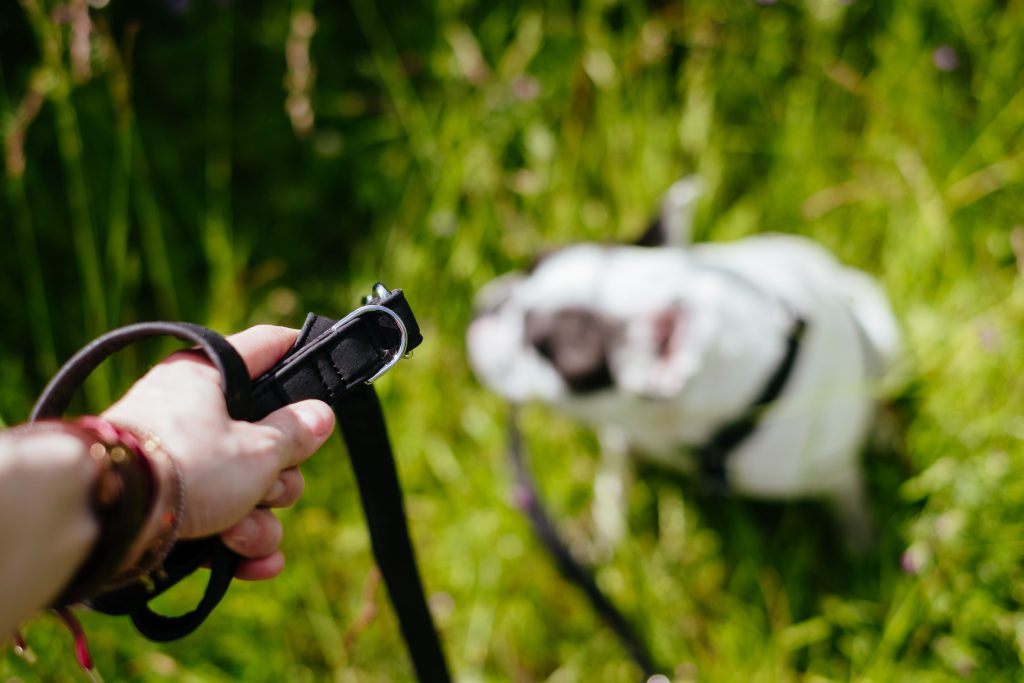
[102,325,335,581]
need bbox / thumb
[255,399,336,468]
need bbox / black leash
[507,410,662,679]
[31,284,451,682]
[507,317,808,679]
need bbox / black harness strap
[30,287,450,682]
[697,317,807,493]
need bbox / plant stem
[0,64,57,380]
[203,9,237,330]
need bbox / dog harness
[695,316,807,493]
[30,284,451,682]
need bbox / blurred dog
[467,178,901,548]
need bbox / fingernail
[227,515,257,544]
[266,479,286,503]
[298,402,334,438]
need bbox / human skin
[0,325,335,636]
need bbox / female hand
[102,325,335,581]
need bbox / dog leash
[30,284,451,682]
[506,409,663,679]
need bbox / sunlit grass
[2,0,1024,681]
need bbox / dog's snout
[525,309,614,394]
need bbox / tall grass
[2,0,1024,680]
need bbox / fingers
[262,467,304,507]
[226,325,301,378]
[222,508,283,559]
[256,399,335,468]
[235,552,286,581]
[222,510,287,581]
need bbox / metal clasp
[329,293,409,384]
[362,282,393,305]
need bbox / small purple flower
[933,45,959,72]
[901,543,931,575]
[166,0,189,14]
[511,485,534,510]
[511,76,540,102]
[900,549,918,575]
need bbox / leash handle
[31,321,250,640]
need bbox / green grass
[2,0,1024,680]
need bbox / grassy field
[2,0,1024,680]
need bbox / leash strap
[507,411,662,679]
[336,385,451,682]
[250,304,451,683]
[30,287,450,681]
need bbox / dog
[466,178,901,549]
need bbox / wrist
[0,419,150,607]
[0,426,98,632]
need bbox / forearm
[0,427,98,636]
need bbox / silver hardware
[362,282,392,305]
[328,303,409,384]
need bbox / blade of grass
[0,62,57,379]
[133,127,182,320]
[203,9,238,331]
[22,0,111,407]
[98,19,136,327]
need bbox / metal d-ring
[328,303,409,384]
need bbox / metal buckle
[329,289,409,384]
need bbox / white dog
[467,178,901,548]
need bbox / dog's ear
[634,175,704,248]
[526,248,557,274]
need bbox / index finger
[226,325,301,379]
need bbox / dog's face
[467,244,723,408]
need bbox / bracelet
[105,423,185,587]
[52,417,156,606]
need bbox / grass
[2,0,1024,680]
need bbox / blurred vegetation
[2,0,1024,680]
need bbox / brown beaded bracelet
[52,417,157,606]
[105,422,185,588]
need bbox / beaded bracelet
[104,422,185,587]
[53,417,157,606]
[6,417,185,675]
